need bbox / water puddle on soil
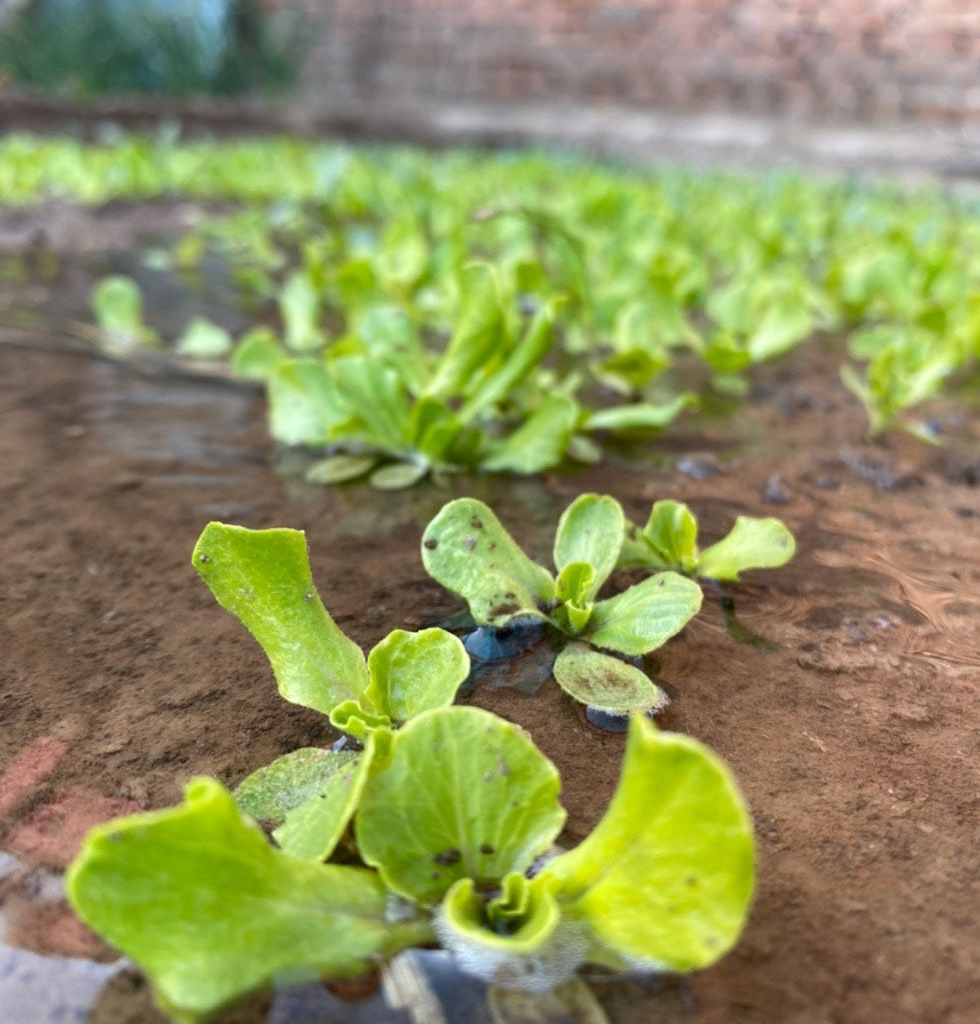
[0,246,977,1024]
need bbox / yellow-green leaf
[542,716,754,973]
[192,522,370,716]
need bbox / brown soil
[0,215,978,1024]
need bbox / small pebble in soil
[923,418,943,437]
[943,454,980,487]
[677,454,723,480]
[763,474,792,504]
[839,450,922,492]
[813,475,840,490]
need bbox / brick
[0,736,68,817]
[269,0,980,124]
[7,786,142,870]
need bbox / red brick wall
[273,0,980,124]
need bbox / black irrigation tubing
[0,324,262,393]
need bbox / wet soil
[0,206,978,1024]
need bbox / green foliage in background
[0,134,973,448]
[0,0,304,98]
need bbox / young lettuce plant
[840,329,958,441]
[190,521,469,860]
[252,263,569,489]
[240,262,698,489]
[68,707,754,1022]
[421,495,703,717]
[618,500,795,581]
[90,275,159,353]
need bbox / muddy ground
[0,202,977,1024]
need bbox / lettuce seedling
[174,317,233,360]
[90,275,158,353]
[68,708,754,1021]
[254,263,568,488]
[618,500,795,581]
[249,263,697,488]
[192,521,468,860]
[193,521,467,727]
[421,495,703,714]
[840,330,957,441]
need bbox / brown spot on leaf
[423,538,438,550]
[490,602,520,618]
[433,848,462,865]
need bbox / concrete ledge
[1,91,977,184]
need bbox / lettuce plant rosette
[64,519,755,1022]
[68,707,755,1022]
[214,261,695,490]
[618,499,796,581]
[421,494,704,717]
[64,520,756,1021]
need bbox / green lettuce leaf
[746,301,812,362]
[235,746,371,862]
[328,700,392,739]
[459,301,556,423]
[542,716,754,973]
[642,500,699,574]
[369,461,429,490]
[582,394,695,433]
[555,562,596,634]
[441,873,560,957]
[175,318,232,360]
[421,498,556,626]
[616,522,669,571]
[598,347,668,393]
[332,355,412,453]
[553,494,625,600]
[305,454,378,485]
[552,643,666,713]
[697,516,796,581]
[437,874,586,992]
[67,778,433,1022]
[426,263,504,399]
[483,395,578,474]
[377,216,428,289]
[584,573,702,656]
[280,271,325,352]
[192,522,370,715]
[364,628,469,723]
[353,305,429,393]
[267,359,347,446]
[231,327,286,381]
[234,747,359,826]
[273,745,374,862]
[355,707,565,906]
[91,275,157,351]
